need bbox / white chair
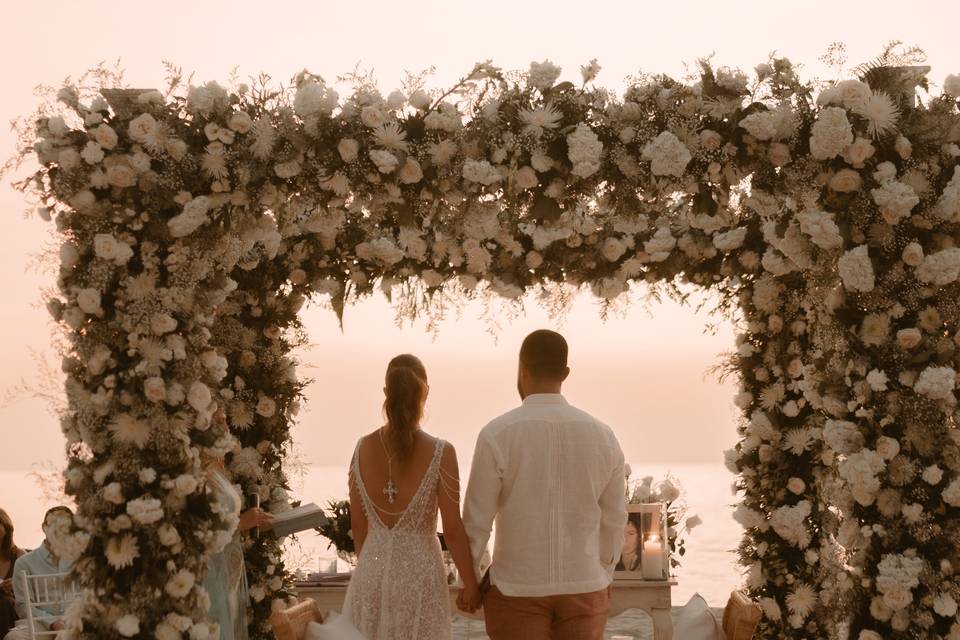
[18,571,78,639]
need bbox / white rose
[228,112,253,133]
[902,242,924,266]
[512,166,539,190]
[787,477,806,494]
[58,148,80,171]
[144,377,167,402]
[337,138,359,162]
[398,158,424,184]
[409,89,431,111]
[922,465,944,485]
[837,245,875,293]
[360,105,386,128]
[151,313,178,335]
[116,614,140,637]
[128,113,158,143]
[188,381,212,412]
[77,288,102,315]
[256,395,277,418]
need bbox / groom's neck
[522,382,563,397]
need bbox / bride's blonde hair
[383,354,428,464]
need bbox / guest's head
[623,514,642,555]
[517,330,570,399]
[0,508,16,559]
[383,354,429,463]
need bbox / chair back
[19,571,79,639]
[721,590,762,640]
[269,598,325,640]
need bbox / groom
[463,330,627,639]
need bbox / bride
[343,354,481,639]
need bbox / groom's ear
[560,366,571,382]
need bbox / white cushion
[305,611,368,640]
[673,593,722,640]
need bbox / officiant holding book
[200,409,274,640]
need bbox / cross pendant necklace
[379,428,399,505]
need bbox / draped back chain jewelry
[378,427,399,505]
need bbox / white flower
[256,395,277,418]
[116,614,140,637]
[105,534,139,569]
[657,479,681,503]
[230,447,263,479]
[876,553,924,611]
[783,428,816,455]
[337,138,359,162]
[712,227,747,252]
[809,107,854,160]
[739,112,777,141]
[934,593,958,617]
[409,89,431,111]
[77,288,102,315]
[528,60,562,91]
[838,245,875,292]
[915,248,960,287]
[462,159,502,185]
[644,227,677,261]
[733,504,766,530]
[871,181,919,225]
[519,105,563,137]
[786,583,817,618]
[372,122,409,151]
[914,366,956,401]
[360,105,387,128]
[138,468,156,484]
[368,149,399,174]
[158,523,182,547]
[108,414,151,449]
[128,113,158,144]
[835,79,872,110]
[174,474,199,496]
[127,496,164,524]
[165,568,196,599]
[228,111,253,133]
[186,81,227,115]
[188,381,213,412]
[274,159,301,178]
[855,92,899,139]
[876,436,900,461]
[642,131,692,177]
[169,196,211,238]
[80,141,104,165]
[398,158,424,184]
[901,242,924,266]
[770,500,812,547]
[923,465,944,485]
[897,328,922,349]
[787,478,806,495]
[839,450,886,506]
[859,369,888,395]
[428,140,457,165]
[294,81,338,118]
[566,124,603,178]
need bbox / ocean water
[1,461,741,635]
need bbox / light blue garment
[203,471,249,640]
[11,544,72,626]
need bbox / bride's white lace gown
[343,438,452,640]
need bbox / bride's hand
[457,584,482,613]
[238,507,274,532]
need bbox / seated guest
[0,509,25,638]
[3,507,74,640]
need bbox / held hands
[238,507,274,532]
[457,584,482,614]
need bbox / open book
[270,502,329,538]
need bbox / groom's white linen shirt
[463,393,627,597]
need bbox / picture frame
[614,502,668,581]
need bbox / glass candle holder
[637,502,668,580]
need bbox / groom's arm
[598,443,627,578]
[462,431,501,577]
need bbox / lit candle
[641,534,664,580]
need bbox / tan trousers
[483,585,609,640]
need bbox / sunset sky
[0,0,955,477]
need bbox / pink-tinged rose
[228,112,253,133]
[512,166,538,190]
[94,124,118,149]
[700,129,723,150]
[902,242,924,266]
[829,169,863,193]
[767,143,792,167]
[256,396,277,418]
[143,377,167,402]
[398,158,424,184]
[337,138,359,162]
[896,328,922,349]
[106,164,137,188]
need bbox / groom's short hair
[519,330,568,379]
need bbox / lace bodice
[343,437,452,640]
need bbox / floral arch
[9,53,960,639]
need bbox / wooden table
[296,578,676,640]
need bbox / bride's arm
[437,443,480,600]
[349,467,368,556]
